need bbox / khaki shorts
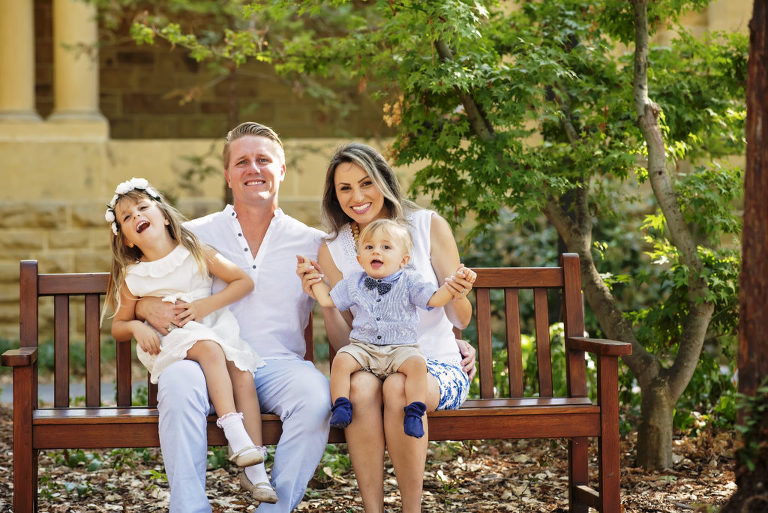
[338,340,426,379]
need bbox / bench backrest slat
[54,295,70,407]
[504,288,523,397]
[116,340,132,407]
[474,287,493,399]
[533,287,553,397]
[85,294,101,407]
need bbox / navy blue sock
[330,397,353,429]
[403,401,427,438]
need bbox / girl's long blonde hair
[103,188,208,320]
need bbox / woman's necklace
[351,222,360,246]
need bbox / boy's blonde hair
[358,219,413,256]
[104,187,208,320]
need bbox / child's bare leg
[228,361,277,502]
[186,340,236,415]
[398,356,427,405]
[330,353,363,402]
[329,353,363,429]
[228,361,262,446]
[185,341,260,466]
[398,356,428,438]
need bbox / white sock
[245,462,270,485]
[216,412,254,454]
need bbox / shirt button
[376,317,380,321]
[244,248,248,251]
[238,233,242,237]
[377,336,382,340]
[376,298,381,302]
[252,265,257,269]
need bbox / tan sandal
[228,445,264,467]
[239,471,278,503]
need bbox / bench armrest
[566,336,632,357]
[1,347,38,367]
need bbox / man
[137,122,329,512]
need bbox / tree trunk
[721,1,768,511]
[636,379,674,469]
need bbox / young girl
[103,177,277,504]
[300,219,470,438]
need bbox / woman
[297,143,477,512]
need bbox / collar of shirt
[367,269,404,284]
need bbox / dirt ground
[0,404,736,512]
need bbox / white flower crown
[105,177,161,235]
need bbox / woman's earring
[164,218,170,226]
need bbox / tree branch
[543,196,657,384]
[632,0,714,399]
[435,39,495,142]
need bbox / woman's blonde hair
[103,187,208,320]
[321,143,420,240]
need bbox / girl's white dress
[125,244,264,384]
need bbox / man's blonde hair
[358,219,413,256]
[222,122,285,168]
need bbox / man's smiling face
[224,135,286,208]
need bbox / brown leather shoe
[239,471,278,504]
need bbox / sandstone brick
[0,304,19,325]
[136,119,175,139]
[37,254,75,274]
[72,202,108,229]
[0,202,67,229]
[74,252,111,273]
[176,198,225,220]
[177,116,229,138]
[116,50,155,65]
[123,94,197,115]
[280,200,323,230]
[90,229,112,250]
[0,326,18,340]
[49,230,90,250]
[0,231,45,251]
[0,262,19,283]
[0,283,19,302]
[108,119,136,139]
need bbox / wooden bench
[3,253,631,512]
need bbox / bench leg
[597,356,621,513]
[568,436,589,513]
[12,364,38,512]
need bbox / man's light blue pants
[157,358,331,512]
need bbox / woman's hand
[456,338,477,381]
[296,255,324,300]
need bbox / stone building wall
[0,0,754,341]
[33,0,392,140]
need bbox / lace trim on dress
[338,224,358,265]
[126,245,191,278]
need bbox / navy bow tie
[364,276,392,295]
